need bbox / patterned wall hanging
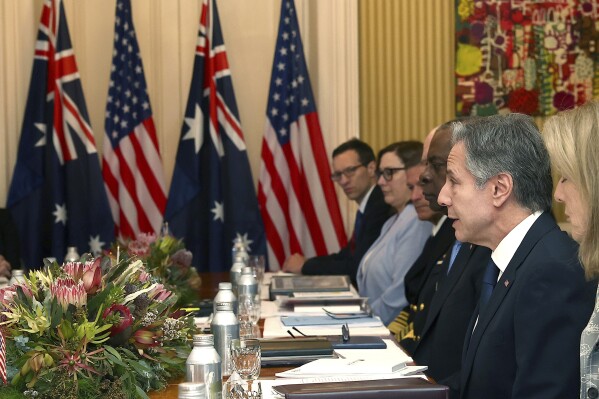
[455,0,599,117]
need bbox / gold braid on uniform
[387,309,414,341]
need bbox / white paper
[262,316,390,338]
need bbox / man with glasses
[283,139,392,286]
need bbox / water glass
[222,379,262,399]
[248,255,265,284]
[230,338,261,380]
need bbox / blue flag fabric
[165,0,265,272]
[6,0,114,268]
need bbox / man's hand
[282,253,305,273]
[0,255,12,279]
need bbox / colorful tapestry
[455,0,599,117]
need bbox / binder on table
[273,377,449,398]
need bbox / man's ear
[491,172,513,207]
[366,160,376,177]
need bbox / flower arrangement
[0,255,194,399]
[119,232,202,308]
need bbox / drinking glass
[248,255,265,285]
[230,338,261,380]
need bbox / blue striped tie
[479,259,499,310]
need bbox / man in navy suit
[283,139,392,286]
[399,122,489,385]
[438,114,595,399]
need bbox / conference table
[148,272,407,399]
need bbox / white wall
[0,0,359,235]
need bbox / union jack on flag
[165,0,265,272]
[7,0,114,267]
[103,0,167,240]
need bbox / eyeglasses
[330,164,365,182]
[376,167,406,181]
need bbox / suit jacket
[0,209,20,268]
[459,212,596,399]
[399,218,455,354]
[302,185,392,286]
[410,242,490,383]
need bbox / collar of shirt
[358,185,376,214]
[491,211,543,280]
[431,215,448,237]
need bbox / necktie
[479,259,499,311]
[446,240,462,275]
[354,210,364,239]
[350,210,363,254]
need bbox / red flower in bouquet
[64,259,102,294]
[102,304,133,337]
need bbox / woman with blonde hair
[543,100,599,398]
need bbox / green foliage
[0,255,193,398]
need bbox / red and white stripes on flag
[258,0,346,270]
[102,0,166,240]
[0,330,6,384]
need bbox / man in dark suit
[282,139,392,285]
[438,114,595,399]
[398,123,489,384]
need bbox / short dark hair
[377,141,423,169]
[332,138,375,165]
[452,113,553,213]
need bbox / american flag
[103,0,167,240]
[165,0,265,272]
[7,0,114,267]
[258,0,346,270]
[0,329,6,384]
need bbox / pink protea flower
[50,278,87,310]
[81,259,102,294]
[138,270,151,283]
[147,284,171,302]
[127,240,150,258]
[137,233,157,245]
[63,261,84,280]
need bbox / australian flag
[6,0,114,268]
[165,0,265,272]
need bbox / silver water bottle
[178,382,206,399]
[229,254,246,293]
[210,302,239,376]
[186,334,222,399]
[213,282,237,315]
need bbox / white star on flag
[53,203,67,225]
[182,103,204,154]
[34,123,47,147]
[88,235,105,255]
[234,232,253,252]
[211,201,224,222]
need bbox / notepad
[281,315,383,327]
[281,357,408,376]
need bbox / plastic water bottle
[211,302,239,376]
[9,269,25,286]
[214,282,237,315]
[186,334,222,399]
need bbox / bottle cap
[218,282,233,290]
[192,334,214,346]
[178,382,206,397]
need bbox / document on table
[262,316,390,338]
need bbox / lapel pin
[504,280,510,287]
